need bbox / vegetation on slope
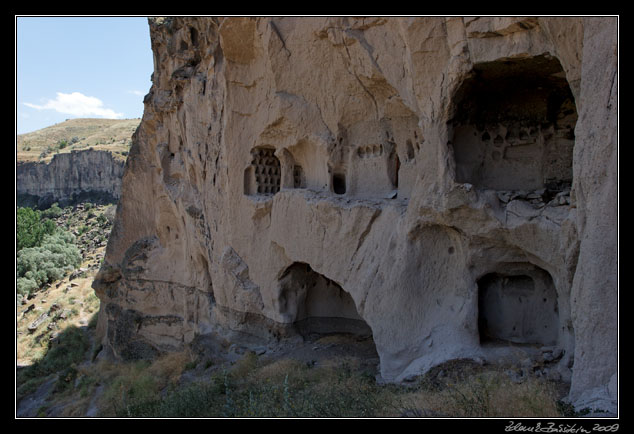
[90,350,568,418]
[17,118,140,163]
[16,202,113,397]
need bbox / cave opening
[332,172,346,195]
[278,262,373,339]
[477,264,559,347]
[449,54,577,192]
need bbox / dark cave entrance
[449,54,577,192]
[278,262,373,339]
[477,264,559,347]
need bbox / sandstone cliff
[17,149,125,209]
[93,17,618,414]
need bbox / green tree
[16,231,81,296]
[16,207,56,251]
[41,203,64,219]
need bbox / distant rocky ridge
[17,149,125,209]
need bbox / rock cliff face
[17,149,125,209]
[93,17,618,413]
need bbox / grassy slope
[16,204,113,416]
[16,204,112,365]
[17,118,140,163]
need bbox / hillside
[17,118,140,163]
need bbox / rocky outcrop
[17,149,125,208]
[93,17,618,414]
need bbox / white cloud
[24,92,123,119]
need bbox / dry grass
[248,358,307,384]
[398,369,562,418]
[19,341,567,418]
[147,350,196,386]
[17,275,100,366]
[17,118,139,163]
[88,346,566,418]
[315,334,354,345]
[91,350,196,417]
[228,351,260,379]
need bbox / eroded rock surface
[17,149,125,208]
[93,17,618,414]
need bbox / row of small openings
[255,176,280,194]
[255,166,280,176]
[250,147,281,195]
[248,148,345,196]
[357,144,384,158]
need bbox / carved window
[250,147,281,195]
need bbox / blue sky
[16,16,154,134]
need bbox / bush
[16,231,81,296]
[16,207,56,251]
[41,203,64,219]
[16,277,39,296]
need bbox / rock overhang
[93,16,618,414]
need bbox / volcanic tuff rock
[93,17,618,413]
[17,149,125,209]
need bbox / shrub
[16,231,81,296]
[16,277,39,296]
[16,207,56,251]
[41,203,64,219]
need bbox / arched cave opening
[477,263,559,347]
[449,54,577,192]
[332,172,346,195]
[278,262,373,339]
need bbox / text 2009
[593,425,619,433]
[505,421,618,433]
